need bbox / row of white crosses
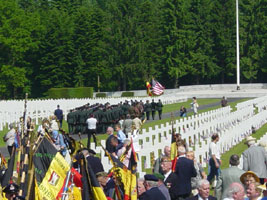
[92,96,267,177]
[0,96,187,131]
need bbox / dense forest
[0,0,266,99]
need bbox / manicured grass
[220,123,267,170]
[162,98,220,114]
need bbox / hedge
[47,87,93,99]
[95,93,107,98]
[121,91,134,97]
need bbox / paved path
[0,98,242,158]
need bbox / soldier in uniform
[144,100,151,120]
[151,99,157,120]
[156,99,163,120]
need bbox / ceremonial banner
[86,158,107,200]
[37,152,70,200]
[33,136,57,185]
[109,147,137,200]
[1,147,15,187]
[171,127,177,172]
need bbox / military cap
[153,173,164,181]
[144,174,158,182]
[3,183,19,194]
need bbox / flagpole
[236,0,240,90]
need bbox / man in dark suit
[185,179,217,200]
[169,146,197,200]
[81,148,104,175]
[105,127,116,154]
[140,174,167,200]
[151,99,157,120]
[160,156,177,189]
[54,105,63,128]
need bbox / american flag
[152,80,165,95]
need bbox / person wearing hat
[3,183,19,200]
[140,174,167,200]
[242,136,267,184]
[154,173,171,200]
[215,154,245,200]
[3,124,16,156]
[240,171,260,191]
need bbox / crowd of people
[1,97,267,200]
[67,99,164,135]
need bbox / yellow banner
[37,152,70,200]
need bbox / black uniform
[144,101,151,120]
[157,100,163,120]
[151,100,157,120]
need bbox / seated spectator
[185,179,217,200]
[223,182,245,200]
[115,124,126,144]
[180,106,187,117]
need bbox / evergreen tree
[160,0,191,88]
[239,0,267,82]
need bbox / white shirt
[209,141,220,159]
[198,195,209,200]
[86,117,97,130]
[50,120,59,131]
[164,170,172,182]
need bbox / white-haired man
[185,179,217,200]
[153,146,171,174]
[242,136,267,184]
[169,146,196,199]
[223,182,245,200]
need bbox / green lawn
[220,123,267,170]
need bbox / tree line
[0,0,266,99]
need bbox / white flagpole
[236,0,240,90]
